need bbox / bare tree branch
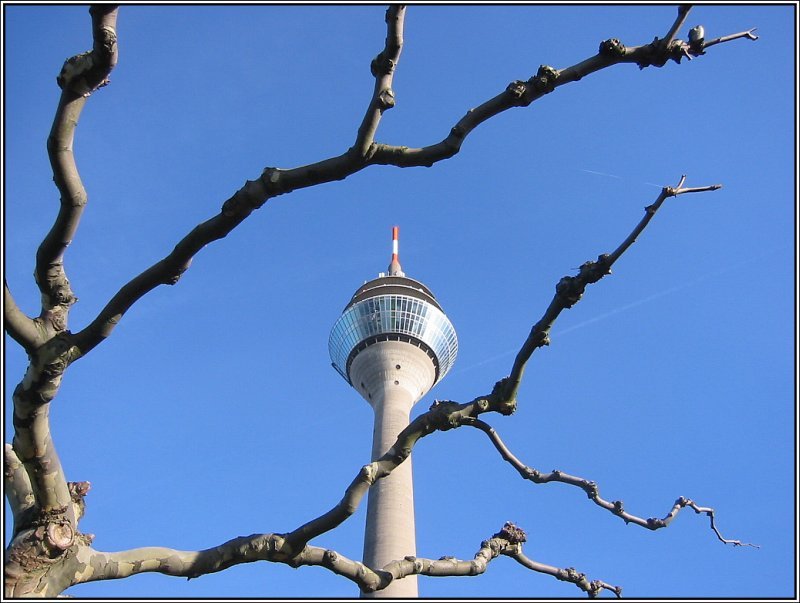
[4,280,42,352]
[367,15,756,167]
[9,329,82,529]
[69,534,292,586]
[67,13,753,358]
[352,5,405,156]
[57,171,750,598]
[36,6,118,337]
[703,28,759,49]
[682,500,760,548]
[11,382,74,520]
[502,176,721,403]
[465,418,758,548]
[505,546,622,598]
[68,5,405,357]
[296,521,529,593]
[273,175,747,564]
[9,4,119,514]
[70,523,541,595]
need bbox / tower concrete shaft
[348,340,436,597]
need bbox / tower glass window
[329,293,458,385]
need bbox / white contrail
[553,283,686,337]
[451,244,787,376]
[449,283,686,376]
[579,168,664,188]
[579,168,622,179]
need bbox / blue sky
[3,4,796,599]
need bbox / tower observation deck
[329,227,458,597]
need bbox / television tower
[329,227,458,597]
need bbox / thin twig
[466,419,758,548]
[703,28,759,49]
[684,500,760,548]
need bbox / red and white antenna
[388,225,404,276]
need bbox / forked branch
[281,177,726,555]
[67,7,756,359]
[3,7,118,574]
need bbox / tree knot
[577,254,612,284]
[377,88,396,110]
[505,80,528,104]
[30,512,75,556]
[428,399,464,431]
[635,36,694,69]
[523,466,543,482]
[555,275,585,307]
[322,549,338,566]
[557,567,587,586]
[97,26,118,56]
[599,38,627,57]
[530,65,559,94]
[494,521,527,545]
[646,517,665,530]
[490,376,511,399]
[370,51,395,77]
[360,463,378,485]
[33,332,81,381]
[56,43,113,96]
